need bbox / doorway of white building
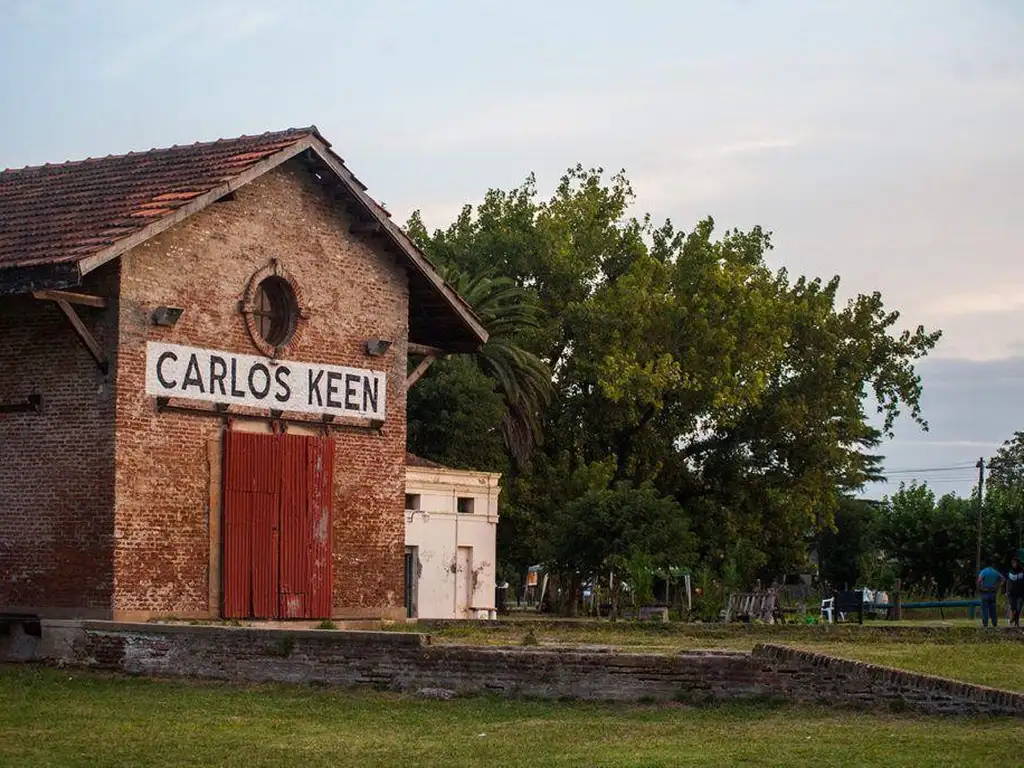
[404,546,418,619]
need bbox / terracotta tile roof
[0,127,319,269]
[0,126,488,352]
[405,452,447,469]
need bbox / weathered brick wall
[113,161,408,618]
[0,265,119,614]
[753,644,1024,716]
[72,623,764,703]
[13,623,1022,716]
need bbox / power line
[883,474,977,480]
[883,473,978,481]
[882,463,977,475]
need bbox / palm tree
[442,268,553,465]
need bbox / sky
[2,0,1022,498]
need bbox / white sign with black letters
[145,342,387,420]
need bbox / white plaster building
[404,454,500,620]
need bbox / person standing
[977,559,1004,628]
[1006,556,1024,628]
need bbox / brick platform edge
[2,622,1023,716]
[753,644,1024,716]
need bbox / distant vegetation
[820,430,1024,596]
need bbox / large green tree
[406,166,940,585]
[406,355,507,472]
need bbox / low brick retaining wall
[68,622,764,703]
[3,621,1023,716]
[754,644,1024,717]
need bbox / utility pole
[975,457,986,585]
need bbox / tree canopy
[406,165,941,596]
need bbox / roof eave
[0,260,82,297]
[303,138,489,350]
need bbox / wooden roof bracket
[53,298,109,374]
[406,355,436,389]
[31,291,109,373]
[406,343,447,389]
[32,290,107,309]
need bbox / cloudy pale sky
[2,0,1021,497]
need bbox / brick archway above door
[222,430,334,619]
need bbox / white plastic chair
[820,597,835,624]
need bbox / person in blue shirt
[977,559,1004,628]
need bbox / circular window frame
[241,260,307,357]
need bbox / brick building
[0,127,487,621]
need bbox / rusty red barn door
[222,431,280,619]
[222,430,334,619]
[278,433,334,618]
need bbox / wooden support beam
[349,220,382,235]
[55,299,109,374]
[408,342,445,358]
[406,355,436,389]
[154,398,381,433]
[33,290,107,308]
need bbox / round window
[252,276,298,347]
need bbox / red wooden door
[306,436,335,618]
[222,431,334,619]
[222,431,280,619]
[278,434,334,618]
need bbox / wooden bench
[724,592,779,624]
[900,599,980,620]
[833,590,865,624]
[638,606,670,622]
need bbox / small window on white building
[405,494,421,511]
[457,497,475,515]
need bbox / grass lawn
[0,665,1019,767]
[404,621,756,653]
[392,619,1018,650]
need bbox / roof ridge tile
[0,127,316,175]
[0,128,316,270]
